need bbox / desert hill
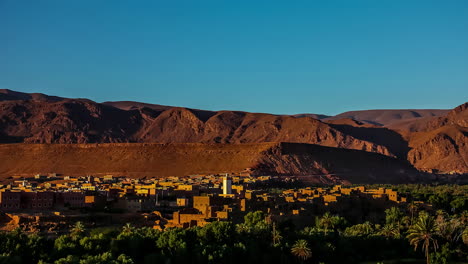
[0,142,421,184]
[0,99,392,156]
[292,113,330,119]
[407,125,467,174]
[387,103,468,133]
[0,89,466,176]
[382,103,468,174]
[0,89,87,103]
[104,99,449,127]
[406,124,467,174]
[324,109,449,126]
[102,101,175,111]
[325,118,410,159]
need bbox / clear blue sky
[1,0,467,115]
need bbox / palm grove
[0,185,467,264]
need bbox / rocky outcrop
[426,102,468,130]
[407,126,468,173]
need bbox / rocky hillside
[407,125,467,174]
[0,89,466,175]
[0,99,392,156]
[0,142,421,184]
[386,103,467,133]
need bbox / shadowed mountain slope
[404,103,468,174]
[0,142,421,184]
[326,118,410,159]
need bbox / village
[0,172,416,233]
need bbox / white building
[222,176,232,195]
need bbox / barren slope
[325,109,449,126]
[0,100,393,156]
[0,90,465,175]
[387,103,468,133]
[102,101,175,111]
[0,143,419,184]
[325,118,410,158]
[331,103,468,174]
[393,103,468,173]
[406,125,468,173]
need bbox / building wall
[19,192,54,210]
[59,192,86,208]
[193,196,211,217]
[0,191,21,210]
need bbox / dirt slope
[0,143,420,184]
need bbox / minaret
[222,174,232,195]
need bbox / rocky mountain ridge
[0,89,466,175]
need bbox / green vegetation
[364,185,468,213]
[0,209,466,264]
[0,184,466,263]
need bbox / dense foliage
[0,209,466,264]
[0,184,467,264]
[365,184,468,213]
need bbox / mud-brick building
[0,190,54,211]
[0,190,21,210]
[56,192,86,208]
[20,191,55,210]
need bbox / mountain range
[0,89,466,183]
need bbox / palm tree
[271,224,282,246]
[379,223,400,239]
[291,239,312,261]
[236,223,249,234]
[70,221,85,239]
[319,212,334,235]
[407,213,439,264]
[401,216,411,229]
[462,226,468,246]
[435,210,447,226]
[385,207,403,228]
[437,217,463,243]
[122,223,134,235]
[408,202,418,225]
[459,211,468,225]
